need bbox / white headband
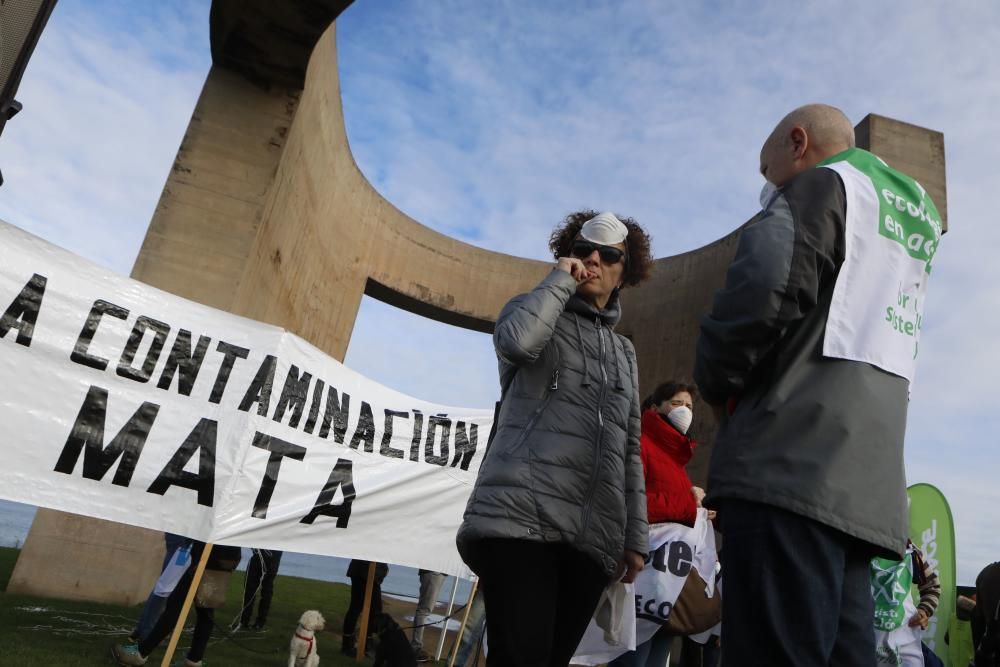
[579,212,628,245]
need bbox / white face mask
[759,181,778,209]
[666,406,693,434]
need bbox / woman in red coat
[640,381,707,526]
[611,381,708,667]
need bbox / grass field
[0,547,459,666]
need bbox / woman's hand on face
[556,257,595,284]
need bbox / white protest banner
[0,220,493,577]
[574,510,719,665]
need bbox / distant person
[871,540,941,665]
[458,210,654,666]
[411,569,447,661]
[974,562,1000,666]
[239,548,283,631]
[694,103,943,665]
[342,559,388,656]
[611,381,709,667]
[113,540,242,667]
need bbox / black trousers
[719,500,876,667]
[343,574,384,637]
[241,549,283,625]
[465,538,608,667]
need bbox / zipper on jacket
[580,318,608,537]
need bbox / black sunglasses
[571,240,626,265]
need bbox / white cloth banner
[0,220,493,577]
[574,510,718,665]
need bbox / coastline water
[0,499,473,605]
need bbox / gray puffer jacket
[457,269,648,576]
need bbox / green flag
[908,483,956,663]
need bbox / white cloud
[0,0,210,271]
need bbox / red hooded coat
[640,407,698,526]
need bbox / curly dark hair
[641,381,699,412]
[548,209,654,287]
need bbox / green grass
[0,546,451,666]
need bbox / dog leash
[394,600,471,632]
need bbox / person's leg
[365,578,384,647]
[644,630,673,667]
[412,570,447,651]
[719,500,850,667]
[469,538,562,667]
[548,544,609,667]
[342,574,367,654]
[132,533,188,640]
[678,635,700,667]
[702,636,720,667]
[455,591,486,666]
[132,593,169,643]
[255,550,282,627]
[242,550,263,626]
[185,606,214,663]
[829,539,876,666]
[609,637,653,667]
[138,569,195,657]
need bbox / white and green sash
[819,148,942,383]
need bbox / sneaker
[112,642,147,666]
[182,660,203,667]
[415,648,434,663]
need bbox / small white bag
[152,544,192,597]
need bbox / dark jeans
[719,500,875,667]
[138,543,214,663]
[465,538,608,667]
[132,532,188,642]
[241,549,283,626]
[343,574,384,637]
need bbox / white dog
[288,609,325,667]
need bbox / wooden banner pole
[355,561,377,660]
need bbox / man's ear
[790,126,808,159]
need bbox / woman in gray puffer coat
[457,210,654,667]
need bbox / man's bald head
[759,104,855,187]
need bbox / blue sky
[0,0,997,583]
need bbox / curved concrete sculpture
[10,2,946,603]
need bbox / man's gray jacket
[695,167,910,558]
[457,269,648,575]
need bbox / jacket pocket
[502,363,560,458]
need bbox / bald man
[694,104,943,665]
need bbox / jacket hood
[565,288,622,327]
